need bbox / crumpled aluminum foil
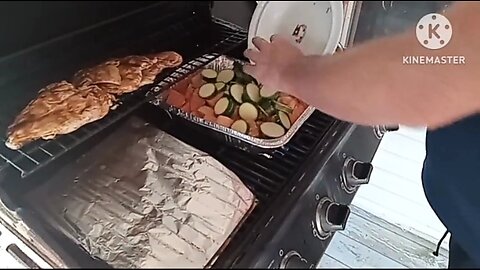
[25,116,255,268]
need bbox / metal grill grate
[0,18,247,179]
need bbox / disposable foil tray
[151,54,315,153]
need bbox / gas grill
[0,1,395,268]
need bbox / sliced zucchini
[278,111,291,129]
[229,84,244,103]
[199,83,217,99]
[231,119,249,134]
[259,86,278,99]
[273,100,294,114]
[201,69,217,82]
[260,122,285,138]
[215,82,227,92]
[216,69,235,83]
[214,97,235,116]
[243,83,261,103]
[239,102,259,121]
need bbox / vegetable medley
[165,62,308,139]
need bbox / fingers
[252,37,269,51]
[243,49,261,63]
[270,34,280,43]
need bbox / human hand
[243,35,305,94]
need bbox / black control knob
[374,125,399,138]
[315,198,351,239]
[341,157,373,193]
[384,125,399,132]
[280,251,309,269]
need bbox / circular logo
[416,13,452,50]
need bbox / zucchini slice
[229,84,244,103]
[214,97,235,116]
[215,82,227,92]
[201,69,217,82]
[260,122,285,138]
[199,83,217,99]
[217,69,235,83]
[244,83,261,103]
[278,111,291,129]
[259,86,278,99]
[239,102,259,121]
[231,119,249,134]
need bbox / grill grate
[216,110,335,201]
[0,16,247,179]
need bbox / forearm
[287,2,480,128]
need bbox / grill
[0,1,378,269]
[0,2,246,179]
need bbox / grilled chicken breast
[73,52,183,95]
[6,81,115,150]
[5,51,182,150]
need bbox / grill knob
[279,251,309,269]
[374,125,399,138]
[315,198,350,239]
[341,157,373,193]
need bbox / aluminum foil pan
[23,116,256,268]
[151,54,315,149]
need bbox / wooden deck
[317,205,449,268]
[318,126,450,269]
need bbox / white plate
[248,1,344,55]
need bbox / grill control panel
[242,124,382,269]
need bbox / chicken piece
[120,55,153,69]
[149,51,183,67]
[118,55,155,91]
[5,81,114,150]
[94,55,155,94]
[72,60,122,88]
[141,51,183,84]
[112,63,144,94]
[74,52,182,94]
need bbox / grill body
[0,1,385,268]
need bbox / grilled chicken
[5,51,182,150]
[141,51,183,86]
[5,81,115,150]
[72,60,122,87]
[73,52,183,95]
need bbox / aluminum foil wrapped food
[24,116,255,268]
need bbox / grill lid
[247,1,344,55]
